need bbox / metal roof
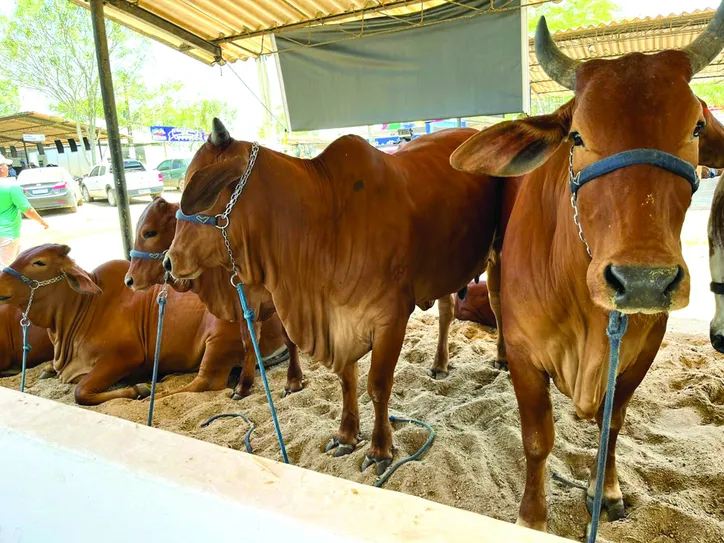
[531,8,724,95]
[0,112,112,148]
[68,0,457,64]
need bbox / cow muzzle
[604,265,684,312]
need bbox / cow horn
[683,0,724,76]
[535,16,581,90]
[210,117,230,147]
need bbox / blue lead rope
[147,290,167,427]
[587,310,628,543]
[20,322,30,393]
[235,282,289,464]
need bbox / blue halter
[570,148,700,197]
[175,210,222,227]
[129,250,166,260]
[2,266,36,287]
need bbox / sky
[1,0,721,137]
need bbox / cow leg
[74,358,147,406]
[0,369,20,377]
[158,342,236,399]
[428,294,453,380]
[586,323,664,522]
[487,250,507,370]
[233,321,262,400]
[39,366,57,379]
[511,351,554,531]
[282,327,304,397]
[325,361,359,457]
[362,317,407,475]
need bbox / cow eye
[569,131,584,146]
[32,260,46,267]
[694,121,705,138]
[142,231,157,239]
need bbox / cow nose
[163,256,173,273]
[124,276,134,288]
[604,265,683,310]
[711,330,724,353]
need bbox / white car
[82,160,164,207]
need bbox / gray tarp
[275,0,525,131]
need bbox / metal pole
[90,0,133,260]
[22,141,29,165]
[455,118,462,127]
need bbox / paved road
[17,191,181,272]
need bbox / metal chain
[213,142,260,285]
[569,146,593,258]
[20,274,65,326]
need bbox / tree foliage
[528,0,621,34]
[692,80,724,108]
[1,0,146,166]
[0,80,20,116]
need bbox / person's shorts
[0,237,20,268]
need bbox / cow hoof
[427,368,449,380]
[135,384,152,399]
[281,383,303,398]
[494,359,509,371]
[38,369,56,380]
[361,455,393,476]
[586,494,626,522]
[325,437,356,457]
[231,391,248,401]
[0,369,21,377]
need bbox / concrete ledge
[0,388,567,542]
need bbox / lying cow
[0,304,53,377]
[454,281,497,329]
[0,244,287,405]
[124,196,303,398]
[165,122,503,473]
[450,4,724,532]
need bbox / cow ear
[699,100,724,169]
[180,156,249,215]
[61,261,102,295]
[451,99,574,177]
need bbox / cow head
[125,197,192,293]
[452,4,724,315]
[0,245,101,311]
[164,118,254,282]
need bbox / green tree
[0,0,148,167]
[528,0,621,34]
[0,80,20,116]
[692,80,724,108]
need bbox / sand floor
[2,313,723,542]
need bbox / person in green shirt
[0,154,49,267]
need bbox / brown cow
[450,6,724,532]
[124,197,303,398]
[0,244,286,405]
[0,304,53,377]
[454,281,496,328]
[165,125,503,472]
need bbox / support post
[456,118,462,127]
[22,141,29,165]
[90,0,133,260]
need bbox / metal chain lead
[213,142,260,284]
[20,274,65,326]
[569,146,593,258]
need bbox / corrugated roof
[530,8,724,94]
[68,0,452,64]
[0,112,113,147]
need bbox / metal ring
[230,274,242,287]
[214,214,230,230]
[29,280,39,289]
[20,317,29,327]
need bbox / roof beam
[78,0,223,61]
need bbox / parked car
[17,166,82,213]
[155,157,190,190]
[82,160,164,207]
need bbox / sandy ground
[2,312,723,543]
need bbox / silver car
[17,166,83,213]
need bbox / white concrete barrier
[0,388,568,543]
